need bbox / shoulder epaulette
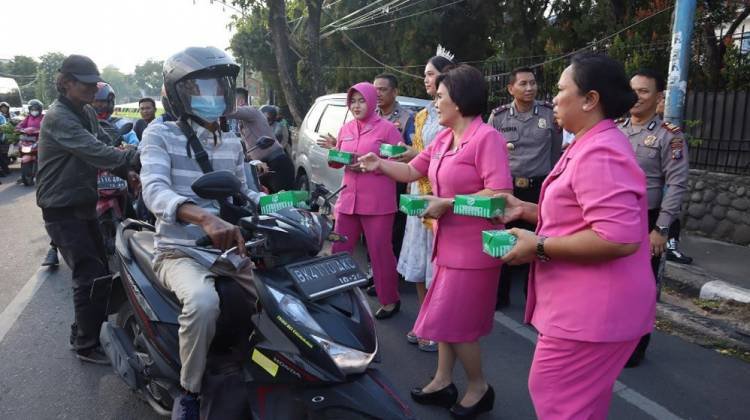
[614,117,626,124]
[539,101,554,109]
[662,121,682,134]
[491,104,511,115]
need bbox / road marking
[0,268,49,344]
[493,312,684,420]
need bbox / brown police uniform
[489,100,562,307]
[618,115,689,365]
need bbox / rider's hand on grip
[201,214,247,257]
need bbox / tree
[695,0,750,87]
[34,52,66,105]
[133,60,164,98]
[101,66,139,103]
[2,55,39,101]
[267,0,308,125]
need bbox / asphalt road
[1,164,749,419]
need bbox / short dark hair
[632,68,666,92]
[235,87,249,98]
[138,97,156,108]
[509,67,535,85]
[427,56,455,73]
[436,64,487,117]
[569,52,637,119]
[374,73,398,89]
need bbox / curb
[663,261,750,303]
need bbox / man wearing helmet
[92,82,139,146]
[260,104,290,154]
[36,54,139,364]
[139,46,261,420]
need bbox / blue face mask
[190,96,226,122]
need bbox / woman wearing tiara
[391,46,455,353]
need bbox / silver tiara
[436,44,455,62]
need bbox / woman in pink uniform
[359,64,512,419]
[497,53,655,419]
[318,82,403,318]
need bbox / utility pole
[664,0,697,126]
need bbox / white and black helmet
[163,46,240,123]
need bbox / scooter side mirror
[191,170,242,200]
[118,122,134,136]
[255,136,276,150]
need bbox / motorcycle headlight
[267,286,325,335]
[311,334,376,375]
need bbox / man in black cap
[36,54,139,364]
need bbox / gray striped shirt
[140,120,261,266]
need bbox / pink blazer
[525,119,656,343]
[411,116,513,269]
[334,82,402,216]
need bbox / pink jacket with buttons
[334,82,402,216]
[525,119,656,343]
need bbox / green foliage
[133,60,164,98]
[101,66,139,103]
[34,52,66,106]
[1,121,20,144]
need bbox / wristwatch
[655,226,669,237]
[536,235,550,262]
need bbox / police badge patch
[644,135,657,147]
[538,118,547,129]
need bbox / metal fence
[684,89,750,175]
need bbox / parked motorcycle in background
[17,126,39,186]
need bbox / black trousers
[262,154,295,194]
[497,179,544,306]
[669,218,682,241]
[392,182,408,259]
[0,151,9,174]
[629,209,663,362]
[44,216,109,350]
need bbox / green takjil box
[259,190,310,214]
[328,149,357,165]
[399,194,429,216]
[453,195,506,218]
[380,144,408,158]
[482,230,517,258]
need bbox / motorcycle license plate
[97,175,127,190]
[285,253,368,300]
[21,146,32,153]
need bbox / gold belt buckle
[514,177,530,188]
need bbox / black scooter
[98,170,415,419]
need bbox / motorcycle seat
[127,230,179,304]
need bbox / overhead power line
[344,0,464,31]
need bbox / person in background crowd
[317,82,403,319]
[92,82,138,146]
[36,54,139,365]
[618,68,689,367]
[390,48,454,353]
[229,87,249,134]
[228,105,295,192]
[0,102,10,180]
[359,64,513,418]
[488,67,562,309]
[372,73,415,286]
[497,52,654,419]
[260,105,290,153]
[133,97,157,141]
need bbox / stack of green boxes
[259,190,310,214]
[399,194,429,216]
[380,144,408,158]
[453,195,506,218]
[328,149,357,165]
[482,230,517,258]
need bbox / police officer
[488,66,562,308]
[618,68,689,367]
[374,73,415,266]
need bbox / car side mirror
[191,170,242,200]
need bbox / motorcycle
[97,122,135,270]
[97,170,415,419]
[16,126,39,186]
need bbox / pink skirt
[413,264,501,343]
[528,334,640,420]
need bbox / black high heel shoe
[410,383,458,408]
[374,300,400,319]
[449,385,495,419]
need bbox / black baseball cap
[59,54,104,84]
